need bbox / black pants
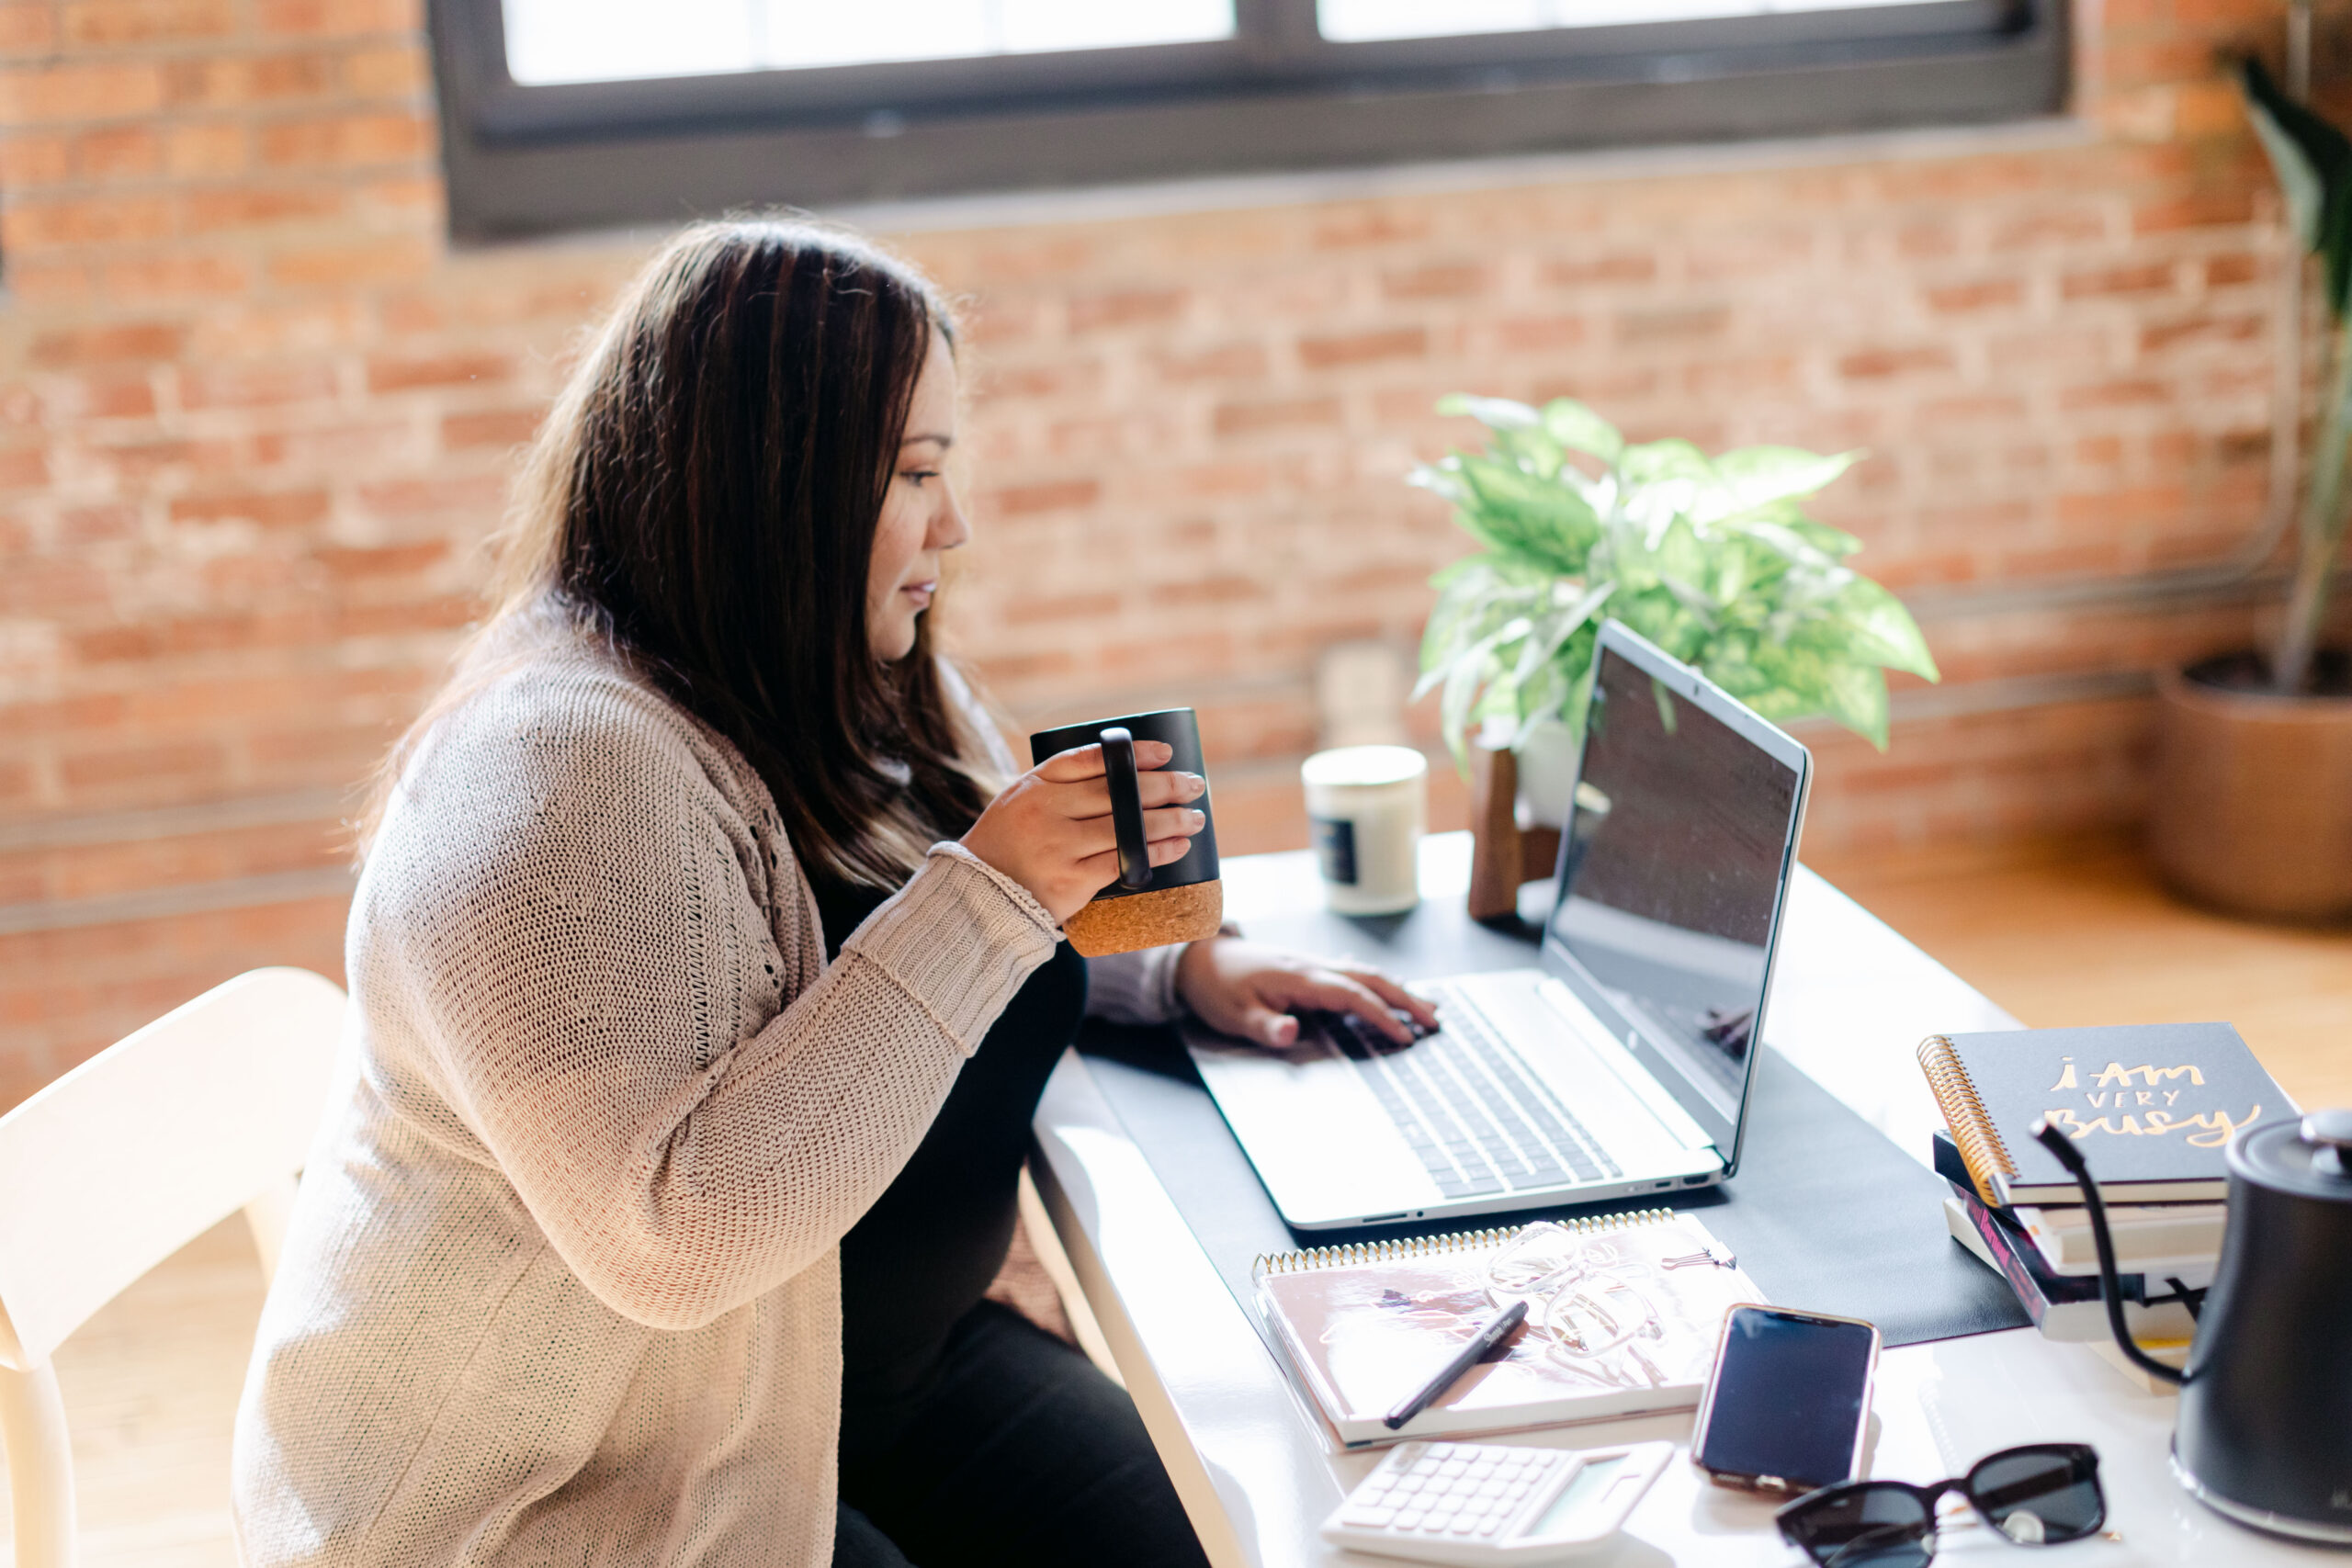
[830,1300,1210,1568]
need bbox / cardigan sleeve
[354,670,1060,1333]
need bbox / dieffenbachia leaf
[1407,459,1470,506]
[1540,398,1624,463]
[1415,392,1937,759]
[1775,512,1863,559]
[1706,446,1861,519]
[1722,514,1850,576]
[1831,576,1941,681]
[1510,579,1614,685]
[1453,456,1600,572]
[1615,438,1713,489]
[1437,392,1541,431]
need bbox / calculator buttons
[1320,1439,1671,1565]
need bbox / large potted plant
[2149,60,2352,919]
[1411,395,1939,915]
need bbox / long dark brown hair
[366,218,993,886]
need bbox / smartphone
[1690,1304,1880,1495]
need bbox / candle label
[1311,816,1357,886]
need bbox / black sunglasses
[1775,1444,2105,1568]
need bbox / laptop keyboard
[1321,986,1622,1200]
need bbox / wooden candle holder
[1467,744,1562,924]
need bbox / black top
[816,873,1091,1459]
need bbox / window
[1317,0,1956,43]
[430,0,2065,241]
[500,1,1238,86]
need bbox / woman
[232,219,1432,1568]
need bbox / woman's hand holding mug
[966,722,1431,1053]
[962,740,1206,923]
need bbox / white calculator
[1318,1439,1672,1565]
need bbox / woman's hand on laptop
[1174,938,1437,1049]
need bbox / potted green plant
[1411,395,1938,911]
[2149,59,2352,919]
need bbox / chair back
[0,967,345,1568]
[0,966,346,1371]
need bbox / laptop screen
[1544,637,1804,1139]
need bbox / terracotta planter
[2150,651,2352,920]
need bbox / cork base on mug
[1063,879,1225,957]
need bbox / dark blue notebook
[1917,1021,2291,1206]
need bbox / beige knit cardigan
[231,615,1180,1567]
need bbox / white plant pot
[1510,718,1580,831]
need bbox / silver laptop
[1186,619,1812,1231]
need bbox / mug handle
[1098,728,1155,891]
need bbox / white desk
[1030,833,2332,1567]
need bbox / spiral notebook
[1917,1023,2287,1207]
[1253,1209,1764,1449]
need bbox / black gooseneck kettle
[2034,1111,2352,1544]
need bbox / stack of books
[1916,1022,2290,1349]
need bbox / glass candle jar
[1300,744,1428,915]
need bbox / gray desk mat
[1074,893,2028,1351]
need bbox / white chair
[0,966,345,1568]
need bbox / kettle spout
[2030,1118,2188,1387]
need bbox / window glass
[503,0,1237,85]
[453,0,2063,236]
[1317,0,1927,45]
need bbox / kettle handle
[2030,1119,2188,1387]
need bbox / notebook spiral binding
[1917,1032,2015,1208]
[1251,1207,1678,1277]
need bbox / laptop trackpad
[1186,1025,1442,1228]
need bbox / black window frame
[430,0,2067,243]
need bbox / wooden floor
[3,836,2346,1566]
[0,1217,265,1568]
[1822,834,2352,1111]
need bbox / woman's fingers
[1236,1003,1301,1049]
[964,740,1198,923]
[1063,806,1205,863]
[1335,965,1439,1030]
[967,741,1209,922]
[1291,971,1418,1043]
[1074,830,1197,881]
[1135,770,1206,808]
[1034,739,1176,784]
[1167,939,1435,1054]
[1041,770,1205,822]
[1072,834,1193,889]
[1141,806,1204,842]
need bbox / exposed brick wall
[0,0,2321,1101]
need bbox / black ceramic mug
[1027,707,1223,957]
